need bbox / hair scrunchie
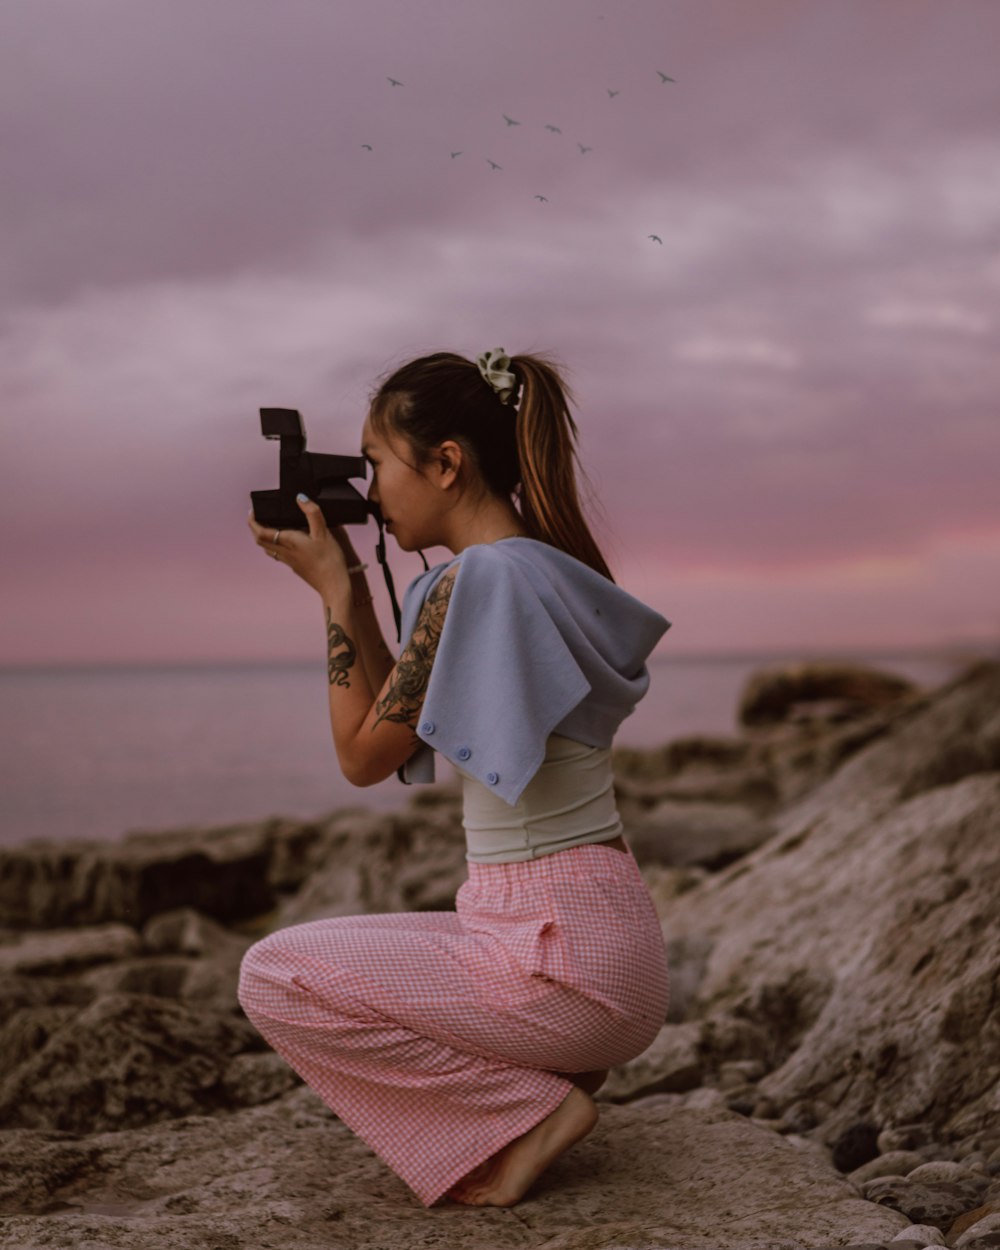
[476,347,519,406]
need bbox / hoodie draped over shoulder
[398,537,670,807]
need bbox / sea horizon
[2,636,997,674]
[1,643,995,851]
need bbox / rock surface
[0,1093,909,1249]
[656,658,1000,1147]
[1,655,997,1248]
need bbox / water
[0,649,985,848]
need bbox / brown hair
[368,350,614,581]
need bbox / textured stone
[0,1097,910,1249]
[850,1152,926,1185]
[863,1176,988,1231]
[879,1124,936,1153]
[625,799,775,870]
[0,923,140,973]
[891,1225,946,1245]
[956,1214,1000,1248]
[0,826,275,928]
[908,1161,988,1187]
[657,661,1000,1148]
[738,661,919,727]
[0,991,262,1131]
[599,1022,703,1103]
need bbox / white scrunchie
[476,347,519,406]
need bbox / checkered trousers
[237,842,669,1207]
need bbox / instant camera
[250,406,422,637]
[249,407,372,531]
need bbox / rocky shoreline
[1,658,998,1249]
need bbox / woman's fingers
[296,493,328,539]
[247,498,349,594]
[247,512,296,555]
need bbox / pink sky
[2,0,999,664]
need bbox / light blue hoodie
[398,537,670,806]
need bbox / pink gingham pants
[237,842,669,1207]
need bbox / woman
[240,348,671,1208]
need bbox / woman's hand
[248,494,354,598]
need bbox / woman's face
[360,413,445,551]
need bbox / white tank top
[455,733,624,863]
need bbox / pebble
[682,1086,727,1110]
[951,1206,1000,1242]
[954,1212,1000,1248]
[879,1124,935,1153]
[780,1099,819,1133]
[718,1058,766,1084]
[850,1151,925,1185]
[909,1161,988,1186]
[863,1176,984,1230]
[891,1226,946,1245]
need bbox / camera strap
[373,513,429,642]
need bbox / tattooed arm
[349,570,396,695]
[322,565,457,786]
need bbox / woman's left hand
[248,495,350,598]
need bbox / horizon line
[1,640,998,674]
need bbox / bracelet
[347,562,369,575]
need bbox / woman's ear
[432,439,464,490]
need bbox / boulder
[737,660,920,726]
[655,660,1000,1147]
[0,825,276,929]
[0,922,140,973]
[0,991,266,1132]
[626,798,775,869]
[280,805,467,925]
[598,1022,704,1102]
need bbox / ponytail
[370,348,615,582]
[511,354,615,582]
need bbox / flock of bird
[361,70,677,244]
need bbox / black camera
[250,407,376,531]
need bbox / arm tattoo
[372,569,455,730]
[325,609,358,688]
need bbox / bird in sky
[387,77,404,86]
[657,71,675,83]
[534,195,548,202]
[487,159,502,171]
[450,151,463,158]
[361,144,373,151]
[502,114,521,126]
[544,124,562,134]
[607,89,620,98]
[577,143,592,155]
[648,234,663,244]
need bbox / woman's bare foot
[446,1085,598,1207]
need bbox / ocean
[0,649,985,848]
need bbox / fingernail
[297,493,310,502]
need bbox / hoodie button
[456,746,471,761]
[486,772,499,785]
[420,721,435,735]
